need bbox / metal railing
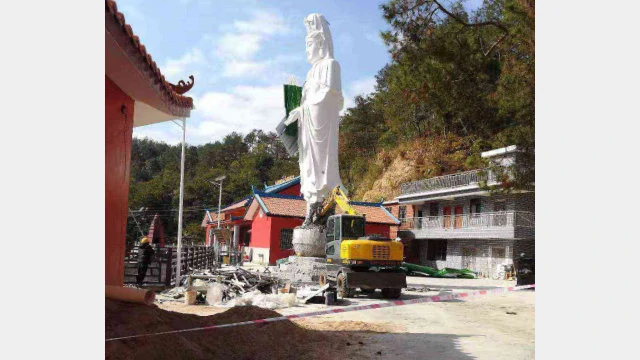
[399,211,534,230]
[400,168,497,195]
[124,245,215,286]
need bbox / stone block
[292,226,326,257]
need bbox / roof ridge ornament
[169,75,195,95]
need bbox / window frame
[280,228,294,250]
[398,205,407,219]
[326,217,335,243]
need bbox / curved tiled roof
[222,196,252,211]
[201,196,253,227]
[263,176,300,193]
[106,0,194,110]
[247,192,400,225]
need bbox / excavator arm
[320,186,359,217]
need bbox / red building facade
[105,0,194,285]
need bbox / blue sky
[118,0,482,145]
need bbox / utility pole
[209,175,226,267]
[173,118,187,285]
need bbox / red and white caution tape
[106,284,534,342]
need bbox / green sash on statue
[276,84,303,156]
[284,84,302,136]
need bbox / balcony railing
[399,211,534,231]
[400,168,497,196]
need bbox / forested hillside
[127,0,534,245]
[340,0,534,199]
[126,131,298,245]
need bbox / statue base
[292,226,326,257]
[280,256,328,284]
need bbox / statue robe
[298,58,345,203]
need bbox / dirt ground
[147,276,534,359]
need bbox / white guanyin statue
[285,13,345,227]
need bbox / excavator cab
[325,214,365,263]
[324,214,403,266]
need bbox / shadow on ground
[106,299,477,360]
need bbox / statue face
[306,37,322,64]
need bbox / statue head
[306,31,327,64]
[304,13,333,63]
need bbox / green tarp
[401,262,476,279]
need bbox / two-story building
[384,146,534,278]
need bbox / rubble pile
[156,266,297,309]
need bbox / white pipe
[176,117,186,285]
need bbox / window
[243,232,250,246]
[326,217,335,243]
[470,199,482,215]
[326,245,335,255]
[280,229,293,250]
[385,206,393,214]
[426,240,447,261]
[398,206,407,219]
[429,203,439,217]
[492,247,506,258]
[341,216,365,238]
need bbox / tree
[377,0,534,189]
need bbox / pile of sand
[105,299,346,360]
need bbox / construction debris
[226,291,297,309]
[301,283,330,304]
[204,283,226,305]
[156,266,292,309]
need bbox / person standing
[136,237,155,286]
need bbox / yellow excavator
[317,186,406,299]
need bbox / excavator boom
[320,186,359,217]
